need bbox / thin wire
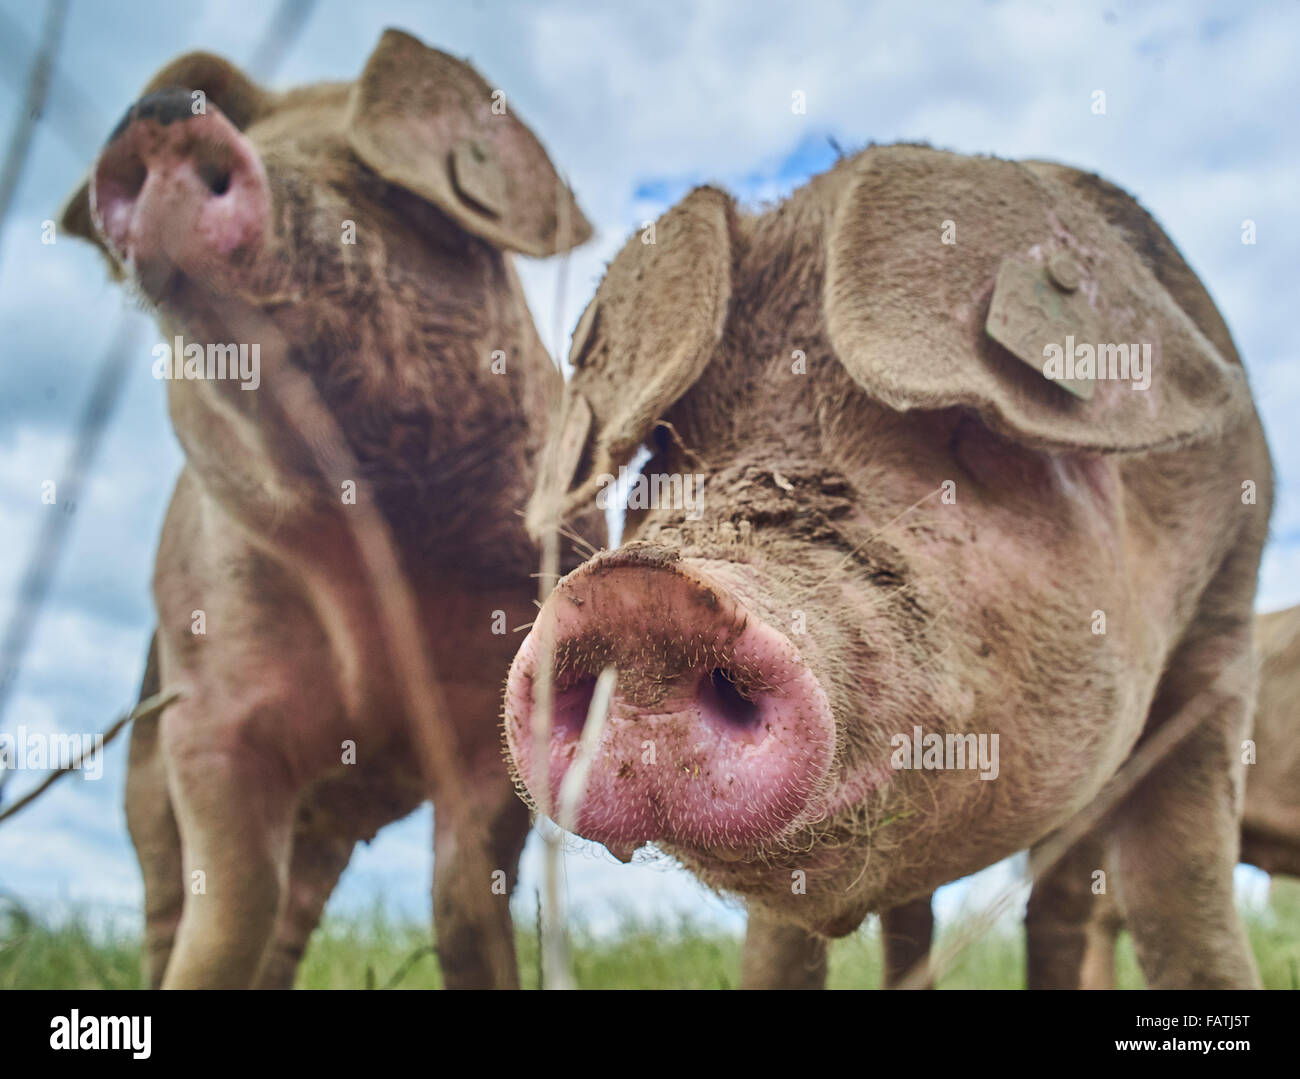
[0,6,103,156]
[0,0,69,243]
[246,0,317,82]
[0,689,181,826]
[0,0,318,775]
[0,315,142,724]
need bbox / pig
[61,28,593,989]
[1241,604,1300,879]
[505,144,1273,989]
[1025,602,1300,989]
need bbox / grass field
[3,880,1298,989]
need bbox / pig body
[64,30,592,988]
[1242,604,1300,878]
[508,146,1271,987]
[1025,603,1300,989]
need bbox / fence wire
[0,0,318,784]
[0,0,68,245]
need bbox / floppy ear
[526,185,734,537]
[1021,160,1242,367]
[58,51,268,265]
[823,145,1249,454]
[346,28,590,257]
[58,178,118,270]
[136,50,269,130]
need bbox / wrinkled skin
[64,29,593,989]
[506,146,1272,989]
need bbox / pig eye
[950,412,1056,494]
[951,421,1000,486]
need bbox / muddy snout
[504,551,836,856]
[91,89,270,295]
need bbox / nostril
[197,162,232,196]
[702,668,760,729]
[552,675,597,737]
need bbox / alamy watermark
[152,335,260,390]
[0,727,104,780]
[596,467,705,520]
[890,725,999,780]
[49,1010,150,1059]
[1042,336,1151,391]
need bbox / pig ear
[58,178,125,277]
[824,146,1249,454]
[137,51,268,129]
[1021,161,1242,366]
[526,186,734,537]
[345,28,591,257]
[58,179,94,241]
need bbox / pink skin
[504,552,836,857]
[90,103,269,296]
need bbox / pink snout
[504,550,836,856]
[91,88,269,295]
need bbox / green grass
[3,881,1297,989]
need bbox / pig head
[506,145,1272,988]
[64,29,588,556]
[62,29,591,989]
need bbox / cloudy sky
[0,0,1295,940]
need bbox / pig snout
[504,549,836,856]
[90,88,269,294]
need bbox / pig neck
[162,261,554,589]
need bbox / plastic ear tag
[985,256,1102,401]
[451,139,506,219]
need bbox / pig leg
[880,895,934,989]
[1240,825,1300,878]
[1109,624,1260,988]
[252,821,355,990]
[431,778,530,989]
[740,907,828,989]
[1078,889,1125,990]
[124,634,184,988]
[160,705,298,990]
[1025,829,1109,989]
